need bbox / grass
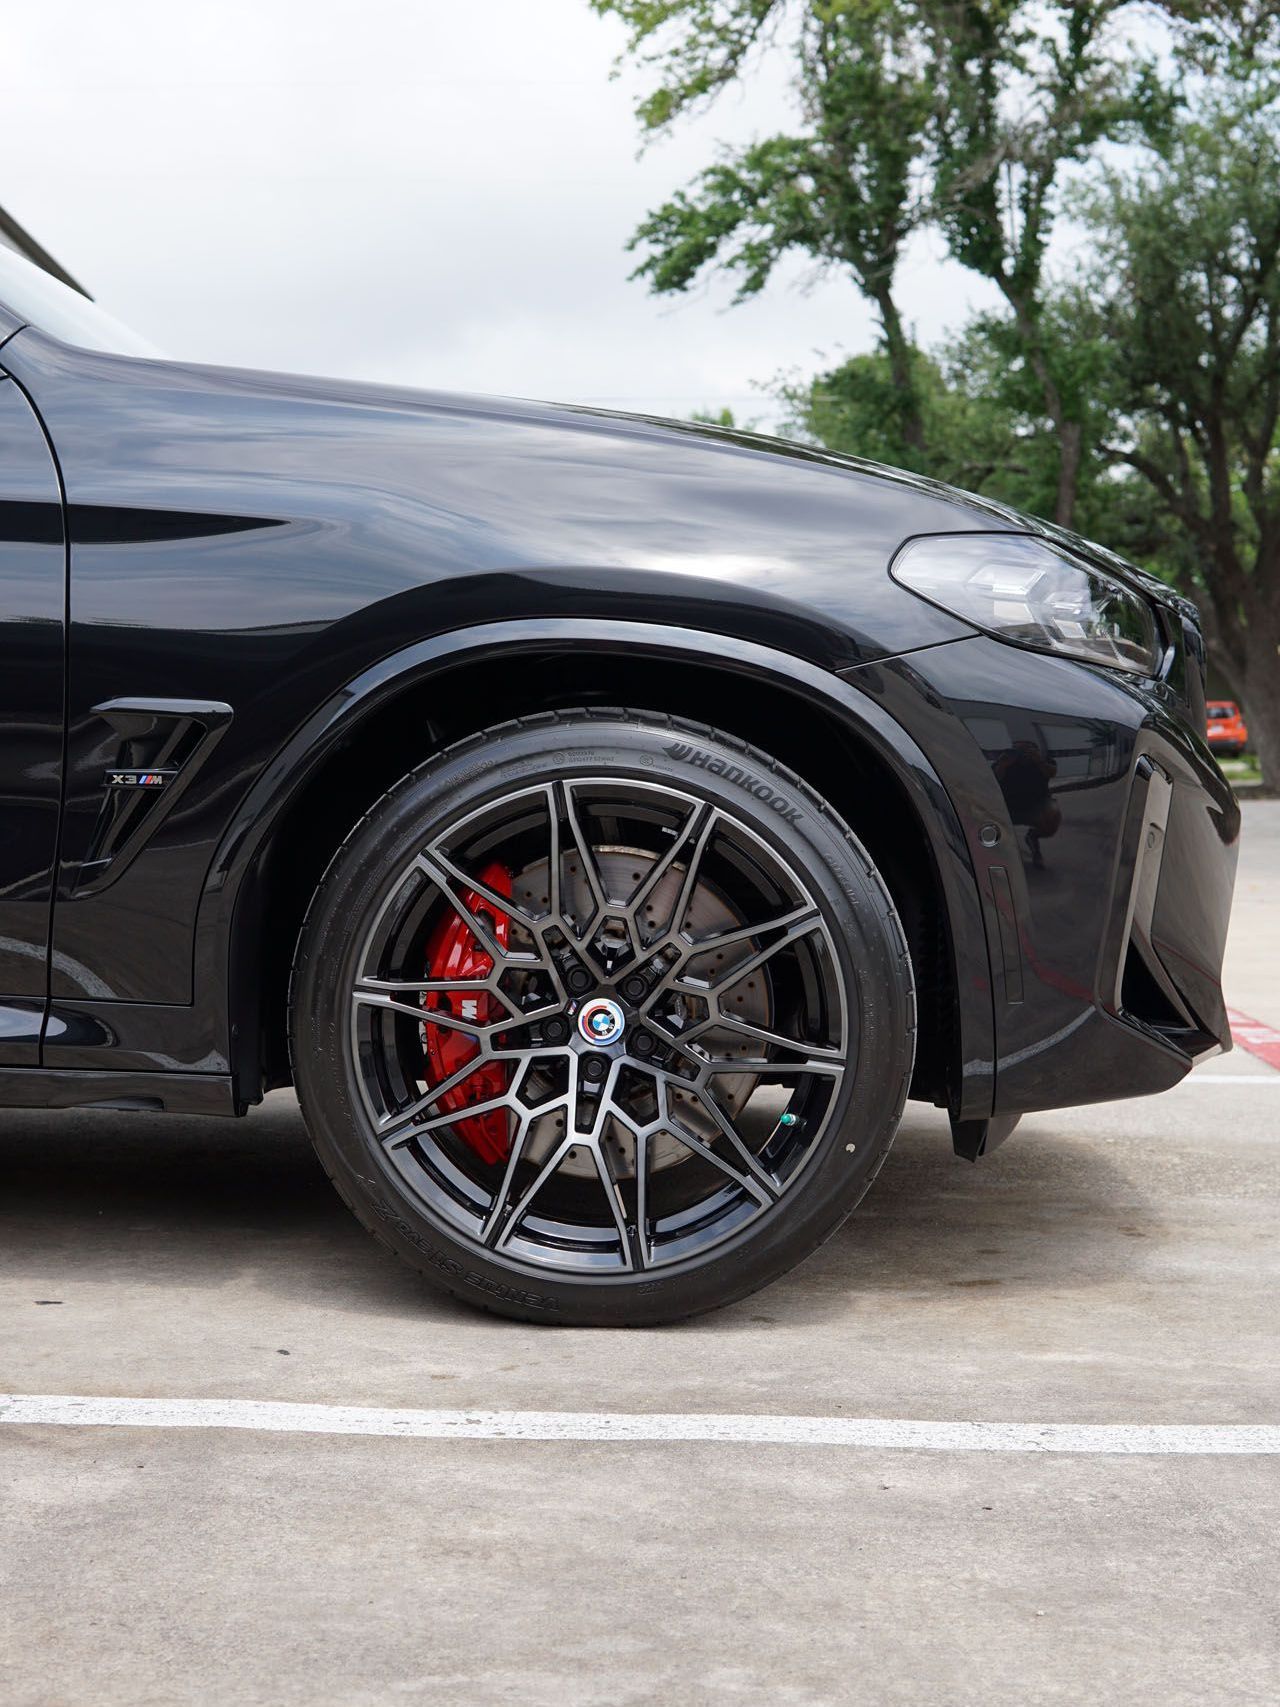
[1218,752,1262,786]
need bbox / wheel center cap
[577,996,626,1047]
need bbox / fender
[200,617,995,1120]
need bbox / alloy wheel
[349,777,851,1275]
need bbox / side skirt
[0,1069,241,1117]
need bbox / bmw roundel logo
[577,997,625,1047]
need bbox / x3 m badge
[105,769,177,789]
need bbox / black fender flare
[200,617,994,1119]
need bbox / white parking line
[2,1395,1276,1454]
[1183,1073,1280,1083]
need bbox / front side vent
[74,697,233,895]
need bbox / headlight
[892,533,1161,676]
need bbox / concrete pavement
[2,802,1277,1706]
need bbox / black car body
[0,251,1238,1323]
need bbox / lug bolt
[583,1054,609,1082]
[632,1030,654,1056]
[567,968,592,995]
[543,1017,569,1044]
[621,974,648,1002]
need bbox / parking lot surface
[3,803,1277,1706]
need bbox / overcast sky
[1,1,999,428]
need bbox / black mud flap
[950,1111,1021,1162]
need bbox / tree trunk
[874,287,925,453]
[1055,420,1082,528]
[1240,600,1280,791]
[996,283,1080,529]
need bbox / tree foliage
[594,0,1171,514]
[594,0,1280,780]
[1086,94,1280,777]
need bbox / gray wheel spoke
[632,1129,651,1268]
[354,985,504,1034]
[692,1012,844,1063]
[421,847,539,933]
[664,1111,776,1206]
[677,902,817,964]
[629,800,713,920]
[661,807,719,945]
[695,1056,845,1078]
[591,1142,638,1272]
[413,851,534,966]
[559,782,609,935]
[410,1089,515,1138]
[374,1055,493,1144]
[681,1081,783,1200]
[493,1131,580,1251]
[358,976,493,994]
[567,1059,620,1146]
[700,912,823,990]
[543,783,563,922]
[481,1109,547,1246]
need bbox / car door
[0,364,65,1064]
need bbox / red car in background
[1207,701,1249,756]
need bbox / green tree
[606,1,934,448]
[594,0,1280,779]
[1083,95,1280,781]
[783,293,1120,527]
[592,0,1164,520]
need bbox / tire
[290,708,915,1326]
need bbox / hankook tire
[290,708,916,1325]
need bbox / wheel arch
[204,620,993,1120]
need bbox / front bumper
[843,634,1240,1121]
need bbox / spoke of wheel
[591,1143,638,1272]
[558,781,609,935]
[701,912,824,990]
[357,976,494,995]
[694,1055,846,1078]
[481,1107,547,1246]
[421,848,539,933]
[694,1013,845,1063]
[663,1111,775,1207]
[676,902,817,964]
[632,1129,651,1269]
[661,807,719,944]
[413,851,530,966]
[493,1130,580,1251]
[681,1080,782,1201]
[374,1055,493,1144]
[354,986,502,1034]
[409,1090,516,1138]
[629,800,713,921]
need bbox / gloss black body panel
[0,324,1239,1135]
[842,637,1239,1111]
[0,372,65,1063]
[0,328,984,1019]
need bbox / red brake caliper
[422,862,513,1165]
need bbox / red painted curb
[1226,1007,1280,1071]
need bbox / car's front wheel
[290,709,915,1326]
